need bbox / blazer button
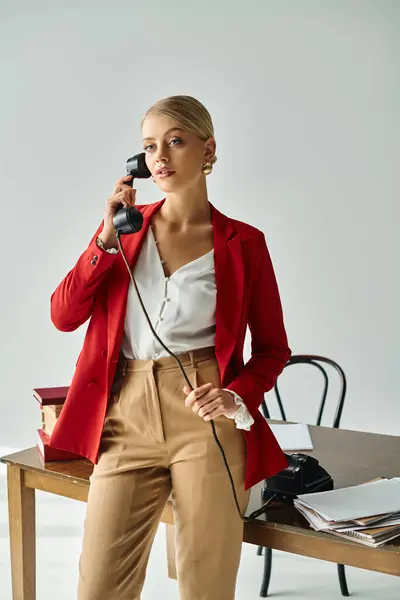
[90,259,96,266]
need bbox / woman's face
[141,114,215,191]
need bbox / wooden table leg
[7,465,36,600]
[165,523,177,580]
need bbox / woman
[49,95,291,600]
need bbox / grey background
[0,0,398,446]
[1,2,400,599]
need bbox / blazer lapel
[210,202,244,384]
[107,199,245,385]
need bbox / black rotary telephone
[109,153,334,520]
[262,453,333,505]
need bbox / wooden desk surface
[2,422,400,576]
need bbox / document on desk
[295,477,400,522]
[269,423,314,451]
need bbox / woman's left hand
[183,382,238,421]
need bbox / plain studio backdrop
[0,1,399,599]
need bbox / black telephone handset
[112,153,152,235]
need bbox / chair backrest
[261,355,347,429]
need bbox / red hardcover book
[36,428,82,462]
[33,386,70,406]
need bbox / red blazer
[49,199,291,490]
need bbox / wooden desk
[2,423,400,599]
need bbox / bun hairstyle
[141,95,217,175]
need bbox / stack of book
[294,477,400,547]
[34,386,81,462]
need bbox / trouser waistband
[120,345,217,374]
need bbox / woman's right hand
[98,174,136,248]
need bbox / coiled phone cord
[116,230,277,522]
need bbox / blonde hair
[141,95,217,169]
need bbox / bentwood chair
[257,354,349,597]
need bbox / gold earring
[202,161,213,175]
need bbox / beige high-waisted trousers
[77,345,250,600]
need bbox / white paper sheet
[295,478,400,522]
[269,423,314,451]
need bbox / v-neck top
[120,225,217,360]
